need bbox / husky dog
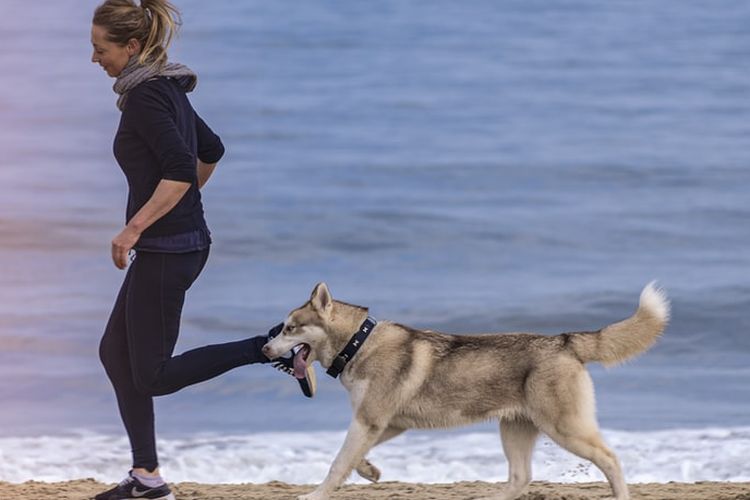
[262,282,669,500]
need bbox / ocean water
[1,0,749,484]
[1,428,749,484]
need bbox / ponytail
[138,0,181,67]
[93,0,181,68]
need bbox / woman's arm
[111,179,191,269]
[195,112,223,189]
[197,159,217,189]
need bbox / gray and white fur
[263,282,670,500]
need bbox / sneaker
[267,323,317,398]
[94,471,175,500]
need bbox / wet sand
[2,480,749,499]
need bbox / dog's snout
[261,344,272,358]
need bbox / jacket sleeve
[195,111,225,164]
[123,86,197,183]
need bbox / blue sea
[0,0,748,485]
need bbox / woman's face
[91,24,138,78]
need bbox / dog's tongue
[293,345,309,379]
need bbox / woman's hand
[110,179,190,269]
[111,226,141,269]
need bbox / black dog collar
[326,317,377,378]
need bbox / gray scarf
[113,55,197,111]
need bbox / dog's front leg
[297,418,382,500]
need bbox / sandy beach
[1,480,749,500]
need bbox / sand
[1,480,748,500]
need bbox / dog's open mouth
[293,344,311,379]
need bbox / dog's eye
[284,324,296,334]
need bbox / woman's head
[91,0,181,78]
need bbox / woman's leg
[125,248,269,399]
[100,247,269,471]
[99,264,160,470]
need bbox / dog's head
[262,282,337,373]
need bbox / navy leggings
[99,248,268,471]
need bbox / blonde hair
[93,0,181,68]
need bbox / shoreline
[2,480,749,500]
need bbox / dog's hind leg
[475,418,539,500]
[298,418,385,500]
[530,367,629,499]
[494,418,539,500]
[542,425,627,500]
[355,426,405,482]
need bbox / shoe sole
[123,494,175,500]
[300,365,317,398]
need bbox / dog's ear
[310,282,332,313]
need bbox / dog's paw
[469,489,514,500]
[355,458,381,483]
[470,487,525,500]
[297,492,328,500]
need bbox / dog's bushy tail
[568,282,670,366]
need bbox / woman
[91,1,314,499]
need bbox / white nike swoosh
[130,486,151,498]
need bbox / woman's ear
[126,38,141,56]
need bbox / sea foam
[1,427,748,484]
